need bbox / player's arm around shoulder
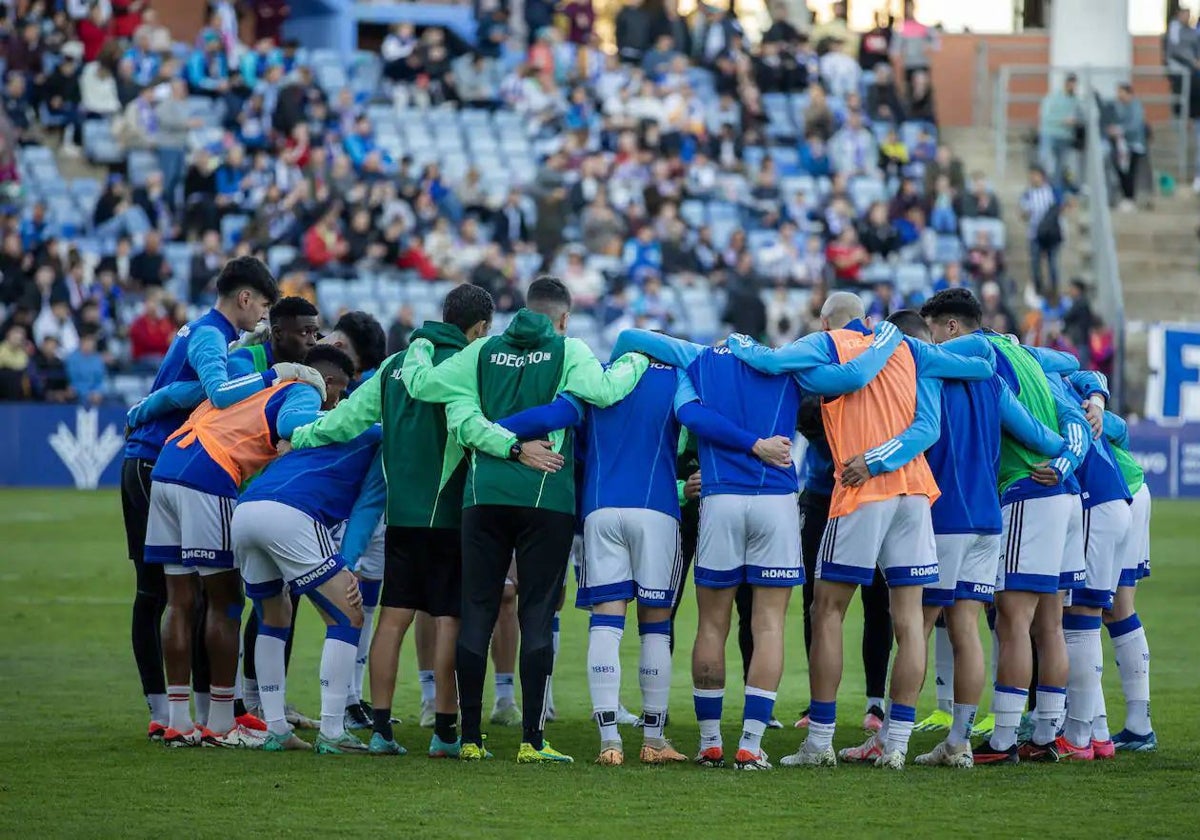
[795,322,904,395]
[563,337,648,408]
[851,375,943,484]
[189,324,272,409]
[446,398,518,459]
[911,334,995,381]
[126,380,206,430]
[998,380,1065,458]
[610,329,701,370]
[400,337,484,403]
[274,382,324,441]
[291,363,384,450]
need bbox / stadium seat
[895,263,931,297]
[220,215,249,251]
[849,178,887,213]
[960,217,1006,250]
[128,150,159,186]
[934,235,963,263]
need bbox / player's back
[580,362,680,520]
[687,346,800,496]
[241,425,383,527]
[926,375,1004,534]
[126,309,237,461]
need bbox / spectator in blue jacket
[187,31,231,96]
[65,330,108,405]
[799,131,833,177]
[622,223,664,285]
[344,115,395,177]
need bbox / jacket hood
[503,309,558,349]
[412,320,469,349]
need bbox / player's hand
[726,333,755,349]
[1084,400,1104,438]
[345,576,363,611]
[684,470,702,500]
[840,454,872,487]
[273,362,327,401]
[1031,460,1061,486]
[229,322,270,351]
[752,435,793,468]
[276,439,293,456]
[518,440,565,473]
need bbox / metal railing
[990,64,1191,182]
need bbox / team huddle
[118,255,1156,768]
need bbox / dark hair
[442,284,494,334]
[332,310,386,372]
[304,344,355,379]
[887,309,930,341]
[526,275,572,314]
[269,296,319,323]
[920,287,983,327]
[215,256,279,304]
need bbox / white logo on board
[48,408,125,489]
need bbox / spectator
[867,64,905,124]
[34,298,80,358]
[559,245,605,309]
[927,174,959,235]
[765,284,800,346]
[1038,72,1083,189]
[187,30,231,96]
[303,205,349,271]
[905,69,937,124]
[859,201,902,259]
[1109,82,1147,210]
[3,74,37,147]
[812,1,858,55]
[66,329,108,406]
[97,235,136,289]
[801,83,835,143]
[77,3,113,63]
[961,171,1002,218]
[385,304,415,355]
[892,3,939,93]
[932,260,967,292]
[1020,164,1061,300]
[923,143,965,194]
[1088,318,1114,378]
[80,55,122,120]
[826,225,869,284]
[129,229,170,288]
[153,79,196,205]
[189,229,225,303]
[253,0,291,43]
[127,289,175,363]
[32,335,73,402]
[116,84,159,151]
[819,37,861,99]
[115,57,142,106]
[878,128,910,177]
[183,148,219,235]
[0,324,31,400]
[455,52,503,108]
[43,50,85,155]
[1062,278,1096,358]
[830,109,878,177]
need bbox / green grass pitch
[1,490,1197,838]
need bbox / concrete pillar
[1049,0,1132,96]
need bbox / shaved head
[820,291,866,330]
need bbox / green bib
[1112,446,1145,496]
[988,335,1059,494]
[246,343,270,373]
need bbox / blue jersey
[578,363,682,520]
[150,383,322,498]
[241,425,384,528]
[1061,373,1131,509]
[927,375,1005,534]
[801,439,835,496]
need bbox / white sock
[884,702,916,756]
[208,685,235,734]
[934,624,954,714]
[950,703,977,748]
[255,630,290,736]
[548,612,561,710]
[989,686,1028,751]
[1064,619,1103,747]
[193,691,210,727]
[694,688,724,750]
[419,670,436,704]
[494,673,515,705]
[989,624,1000,687]
[638,622,672,742]
[1093,686,1110,742]
[1109,615,1152,735]
[587,616,624,742]
[866,696,885,715]
[167,684,193,732]
[320,627,361,739]
[349,604,375,705]
[807,700,837,750]
[1033,685,1066,745]
[147,693,168,725]
[739,686,776,755]
[243,678,260,712]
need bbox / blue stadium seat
[895,263,931,296]
[680,199,707,229]
[220,214,249,250]
[849,177,887,213]
[934,235,963,263]
[960,217,1006,250]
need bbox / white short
[232,500,345,600]
[1118,485,1152,586]
[329,517,384,580]
[996,493,1078,595]
[816,495,937,587]
[1072,499,1132,609]
[144,481,235,575]
[578,508,682,607]
[697,493,802,588]
[926,533,1002,606]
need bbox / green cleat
[490,700,521,726]
[262,730,312,752]
[314,732,369,755]
[971,714,996,738]
[914,709,953,733]
[459,742,493,761]
[429,733,461,758]
[368,732,407,756]
[517,740,574,764]
[1016,712,1035,742]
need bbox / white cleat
[914,740,974,768]
[285,704,318,730]
[616,705,640,726]
[419,699,437,728]
[875,749,907,770]
[838,734,884,764]
[779,740,838,767]
[203,724,266,749]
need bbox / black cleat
[972,741,1019,765]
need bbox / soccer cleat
[202,724,265,749]
[875,750,906,770]
[1091,739,1115,760]
[1016,740,1060,763]
[262,730,311,752]
[914,709,953,733]
[971,741,1019,765]
[517,740,573,763]
[1053,735,1094,761]
[419,699,436,728]
[914,740,974,768]
[640,739,687,764]
[162,726,201,748]
[838,735,884,764]
[596,741,624,766]
[236,712,267,732]
[1016,712,1036,742]
[285,704,317,730]
[314,732,369,754]
[767,718,784,730]
[344,703,372,731]
[616,705,640,726]
[734,749,772,770]
[794,712,810,729]
[459,742,493,761]
[1112,729,1157,752]
[148,722,167,742]
[780,741,837,767]
[862,705,885,732]
[694,746,726,768]
[368,732,408,756]
[971,714,996,738]
[428,733,461,758]
[490,700,522,727]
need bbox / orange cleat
[694,746,726,768]
[1091,739,1115,760]
[640,741,687,764]
[1054,735,1094,761]
[148,721,167,742]
[236,712,267,732]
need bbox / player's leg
[306,568,368,754]
[425,527,465,755]
[345,521,385,730]
[489,564,520,725]
[367,526,418,753]
[123,458,169,737]
[1106,586,1155,749]
[916,613,955,732]
[458,506,517,755]
[199,568,246,742]
[795,490,828,728]
[414,611,437,724]
[668,502,699,654]
[860,567,892,731]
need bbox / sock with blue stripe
[694,688,724,750]
[254,625,290,736]
[950,703,977,748]
[1033,684,1066,745]
[989,685,1028,751]
[320,624,361,739]
[884,702,916,756]
[1108,613,1152,736]
[807,700,837,751]
[739,687,777,755]
[349,594,378,705]
[1064,613,1103,747]
[494,673,515,704]
[419,670,436,704]
[638,620,672,742]
[587,614,624,742]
